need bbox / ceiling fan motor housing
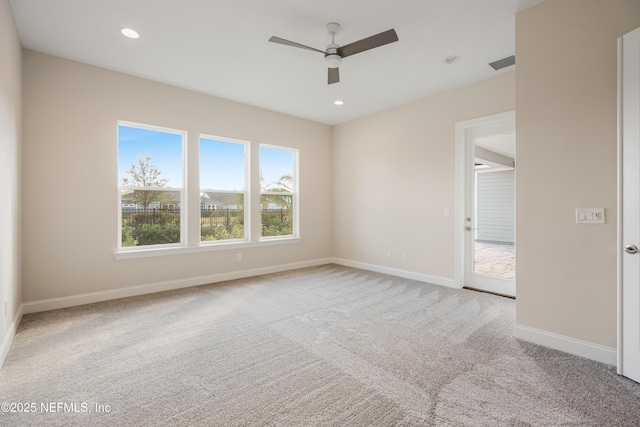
[325,43,342,68]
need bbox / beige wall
[0,0,22,365]
[333,72,515,281]
[516,0,640,348]
[0,0,22,352]
[21,50,333,302]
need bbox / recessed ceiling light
[120,28,140,39]
[443,55,460,64]
[334,100,345,106]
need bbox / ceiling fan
[269,23,399,85]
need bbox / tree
[121,156,170,210]
[260,171,293,193]
[261,173,293,210]
[271,174,293,192]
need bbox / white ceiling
[476,133,516,160]
[8,0,544,126]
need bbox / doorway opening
[473,133,515,279]
[455,112,516,298]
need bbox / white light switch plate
[576,208,605,224]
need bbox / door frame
[455,110,516,293]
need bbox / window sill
[113,237,302,260]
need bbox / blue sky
[118,125,183,186]
[118,124,294,190]
[200,137,245,191]
[260,146,293,190]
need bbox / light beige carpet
[1,265,639,426]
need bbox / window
[260,145,298,238]
[200,136,248,242]
[118,122,185,248]
[115,122,300,257]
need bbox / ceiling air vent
[489,55,515,71]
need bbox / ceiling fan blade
[328,67,340,85]
[268,36,325,54]
[337,29,398,58]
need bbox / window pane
[260,145,296,238]
[118,125,182,187]
[118,123,184,249]
[260,146,293,192]
[261,194,293,237]
[120,190,181,247]
[200,137,245,191]
[200,192,244,241]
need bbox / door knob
[624,244,638,254]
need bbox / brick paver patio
[474,241,515,279]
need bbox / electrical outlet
[401,253,406,261]
[386,250,391,259]
[236,253,242,262]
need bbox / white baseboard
[22,258,333,315]
[514,323,617,366]
[331,257,459,289]
[0,303,23,369]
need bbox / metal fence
[121,208,180,226]
[121,208,291,228]
[261,208,291,225]
[201,208,244,228]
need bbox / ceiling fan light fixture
[325,54,342,68]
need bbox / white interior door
[461,116,516,297]
[619,26,640,384]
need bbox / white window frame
[199,134,250,244]
[114,126,302,260]
[259,144,299,240]
[117,121,187,251]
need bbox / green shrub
[121,226,139,247]
[261,210,292,236]
[201,224,245,241]
[134,224,180,245]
